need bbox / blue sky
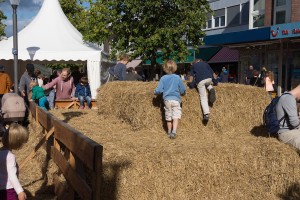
[1,0,44,37]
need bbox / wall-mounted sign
[270,22,300,39]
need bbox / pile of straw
[97,82,270,134]
[16,82,300,199]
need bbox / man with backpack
[275,85,300,150]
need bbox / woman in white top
[265,71,275,100]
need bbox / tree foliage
[0,0,7,37]
[59,0,211,68]
[85,0,211,64]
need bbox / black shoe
[203,114,209,121]
[209,88,216,104]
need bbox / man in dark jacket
[109,54,130,81]
[188,59,216,122]
[19,63,37,102]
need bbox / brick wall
[291,0,300,22]
[264,0,273,26]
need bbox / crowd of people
[16,64,92,110]
[244,65,276,100]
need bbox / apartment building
[204,0,300,93]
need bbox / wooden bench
[55,99,97,109]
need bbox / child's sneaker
[79,106,84,109]
[209,88,216,104]
[169,132,176,139]
[85,106,90,109]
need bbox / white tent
[0,0,102,98]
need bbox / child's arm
[7,153,25,198]
[179,79,186,95]
[154,79,164,95]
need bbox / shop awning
[208,47,239,63]
[204,27,271,46]
[195,46,222,61]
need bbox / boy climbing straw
[154,60,186,139]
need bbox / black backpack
[263,93,290,135]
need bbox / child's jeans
[79,96,92,107]
[39,96,48,110]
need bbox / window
[227,5,240,27]
[203,13,212,29]
[250,0,265,28]
[276,11,286,24]
[254,0,265,10]
[276,0,286,7]
[207,19,212,28]
[253,14,265,27]
[241,3,249,25]
[213,9,225,28]
[273,0,290,24]
[214,17,220,27]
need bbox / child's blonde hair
[118,53,130,62]
[2,123,29,150]
[163,60,177,74]
[29,80,37,89]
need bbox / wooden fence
[21,101,103,200]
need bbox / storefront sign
[270,22,300,39]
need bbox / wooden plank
[19,127,54,170]
[55,99,97,109]
[53,119,99,170]
[29,101,36,118]
[51,147,92,200]
[37,108,54,131]
[93,145,103,200]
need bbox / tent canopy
[0,0,102,98]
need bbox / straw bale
[97,82,270,134]
[13,81,300,199]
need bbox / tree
[85,0,211,73]
[0,0,7,38]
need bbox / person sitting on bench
[75,76,92,109]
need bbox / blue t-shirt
[154,74,186,102]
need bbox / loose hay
[16,82,300,199]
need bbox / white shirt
[0,149,23,194]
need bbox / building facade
[204,0,300,94]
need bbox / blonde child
[154,60,186,139]
[0,123,29,200]
[30,81,48,110]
